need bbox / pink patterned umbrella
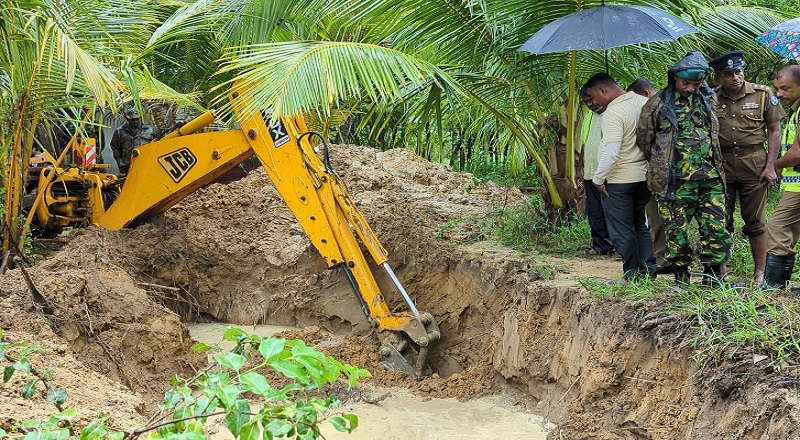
[755,17,800,60]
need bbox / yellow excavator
[26,83,440,376]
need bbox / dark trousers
[645,194,668,266]
[601,181,655,279]
[584,180,614,253]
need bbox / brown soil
[2,144,799,439]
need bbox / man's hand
[594,182,609,197]
[760,164,778,187]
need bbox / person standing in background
[578,85,615,256]
[762,65,800,289]
[110,107,156,175]
[628,78,671,275]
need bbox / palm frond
[214,41,461,118]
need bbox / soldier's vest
[782,111,800,192]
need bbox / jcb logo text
[158,147,197,183]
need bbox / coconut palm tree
[148,0,788,210]
[0,0,201,253]
[3,0,794,255]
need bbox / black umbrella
[519,2,698,71]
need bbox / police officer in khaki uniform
[710,50,786,285]
[763,65,800,288]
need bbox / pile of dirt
[2,144,799,439]
[0,259,201,429]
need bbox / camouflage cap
[123,107,141,119]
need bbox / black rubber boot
[702,265,724,287]
[762,253,795,290]
[674,265,690,285]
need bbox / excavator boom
[36,86,439,375]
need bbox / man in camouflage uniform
[709,50,785,285]
[637,50,730,285]
[110,107,156,175]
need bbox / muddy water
[323,390,552,439]
[187,324,552,440]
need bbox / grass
[463,160,800,370]
[489,196,592,256]
[580,275,800,369]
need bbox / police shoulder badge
[771,95,780,106]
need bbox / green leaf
[342,413,358,431]
[239,372,272,397]
[263,419,293,437]
[47,388,68,406]
[290,342,319,357]
[173,403,191,429]
[294,356,324,385]
[156,423,177,438]
[216,384,240,408]
[79,420,110,440]
[239,421,259,440]
[0,427,7,438]
[162,389,182,410]
[270,359,308,383]
[331,417,350,433]
[21,431,41,440]
[13,357,32,372]
[192,342,213,352]
[257,338,286,361]
[52,408,77,421]
[224,399,250,437]
[217,352,245,372]
[21,379,38,399]
[3,365,14,383]
[346,367,372,388]
[184,420,205,436]
[107,433,125,440]
[222,327,247,342]
[193,396,217,417]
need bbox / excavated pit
[2,145,799,439]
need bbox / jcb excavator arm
[94,85,439,375]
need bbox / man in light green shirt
[578,86,614,255]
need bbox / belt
[721,144,762,156]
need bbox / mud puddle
[321,389,552,440]
[187,323,553,440]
